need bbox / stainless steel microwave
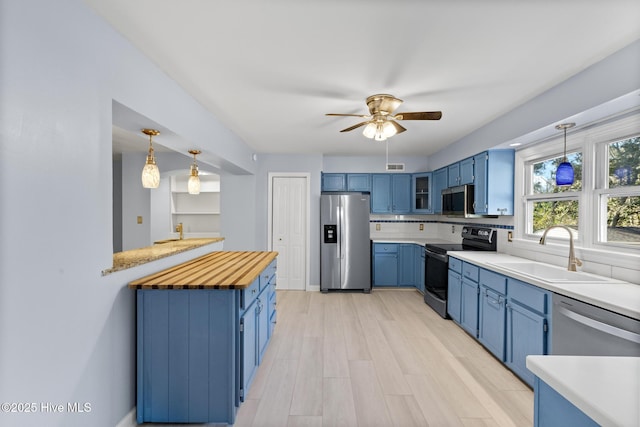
[442,185,475,218]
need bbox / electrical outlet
[137,216,143,224]
[376,223,381,231]
[419,223,424,231]
[508,231,513,242]
[451,225,455,234]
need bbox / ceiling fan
[326,94,442,141]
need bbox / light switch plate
[419,223,424,231]
[375,223,381,231]
[137,216,143,224]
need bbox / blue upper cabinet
[391,174,411,213]
[448,163,460,187]
[412,172,432,213]
[473,150,514,216]
[371,174,411,214]
[321,173,346,191]
[460,157,475,185]
[432,168,448,214]
[346,173,371,192]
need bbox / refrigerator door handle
[336,198,342,259]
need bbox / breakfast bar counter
[128,250,278,289]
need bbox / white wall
[323,154,429,173]
[0,0,254,426]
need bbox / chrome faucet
[539,225,582,271]
[176,223,184,240]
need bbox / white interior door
[271,176,307,290]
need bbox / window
[597,136,640,246]
[526,151,582,240]
[519,113,640,251]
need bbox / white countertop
[526,355,640,427]
[448,251,640,320]
[372,237,454,246]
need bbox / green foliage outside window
[607,137,640,244]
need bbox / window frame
[515,111,640,254]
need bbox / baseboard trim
[115,408,136,427]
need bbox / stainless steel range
[424,226,497,318]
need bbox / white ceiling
[85,0,640,157]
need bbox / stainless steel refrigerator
[320,192,371,293]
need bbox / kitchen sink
[485,261,621,284]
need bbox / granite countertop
[102,238,225,275]
[527,355,640,427]
[447,251,640,320]
[128,251,278,289]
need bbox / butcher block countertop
[128,251,278,289]
[103,238,224,275]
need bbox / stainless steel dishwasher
[552,293,640,356]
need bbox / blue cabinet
[461,277,479,337]
[135,259,277,425]
[398,244,415,286]
[478,268,507,360]
[374,243,423,288]
[432,168,448,214]
[448,259,479,336]
[321,173,346,191]
[371,174,411,214]
[448,163,460,187]
[322,173,371,192]
[473,150,514,215]
[460,157,474,185]
[416,246,425,293]
[506,279,551,387]
[373,243,398,286]
[447,269,462,322]
[534,378,599,427]
[347,173,371,191]
[412,172,432,213]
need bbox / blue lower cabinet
[416,247,425,293]
[460,278,479,337]
[447,270,462,322]
[398,244,415,286]
[374,253,398,286]
[479,285,506,360]
[137,290,237,423]
[534,378,599,427]
[136,260,277,425]
[506,302,546,387]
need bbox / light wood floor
[150,289,533,427]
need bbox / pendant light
[555,123,575,186]
[141,129,160,188]
[187,149,201,195]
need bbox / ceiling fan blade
[340,121,371,132]
[394,111,442,120]
[326,113,370,118]
[389,120,407,134]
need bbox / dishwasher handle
[557,305,640,345]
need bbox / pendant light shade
[141,129,160,188]
[187,150,201,195]
[555,123,575,186]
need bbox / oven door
[424,248,449,318]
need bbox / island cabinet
[129,251,278,425]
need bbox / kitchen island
[527,355,640,427]
[129,250,278,424]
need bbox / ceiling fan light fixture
[362,122,377,139]
[382,121,397,138]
